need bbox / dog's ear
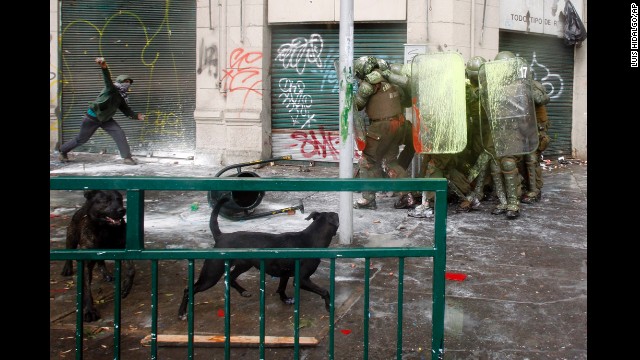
[84,190,99,200]
[327,212,340,228]
[305,211,320,221]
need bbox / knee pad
[386,161,408,179]
[500,157,517,172]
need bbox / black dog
[178,197,339,320]
[60,190,135,322]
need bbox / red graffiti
[221,48,263,112]
[290,127,341,160]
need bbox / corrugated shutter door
[271,23,406,163]
[60,0,196,158]
[499,31,575,158]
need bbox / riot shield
[410,52,467,154]
[478,57,538,157]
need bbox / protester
[58,57,145,165]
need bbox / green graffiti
[340,66,354,143]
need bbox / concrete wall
[572,4,587,160]
[50,0,587,162]
[194,0,271,166]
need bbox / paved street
[50,152,587,359]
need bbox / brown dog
[178,197,339,320]
[60,190,135,322]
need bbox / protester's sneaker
[407,204,434,218]
[123,157,138,165]
[58,152,69,162]
[353,198,377,210]
[470,197,482,210]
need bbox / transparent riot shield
[410,52,467,154]
[478,57,538,157]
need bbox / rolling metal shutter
[499,31,575,158]
[59,0,196,158]
[271,23,407,162]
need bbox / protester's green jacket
[88,67,138,122]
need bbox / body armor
[365,82,403,120]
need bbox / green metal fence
[50,176,448,359]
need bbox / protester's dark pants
[59,114,132,158]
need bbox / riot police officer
[456,55,492,212]
[480,50,539,219]
[520,79,551,203]
[353,56,414,210]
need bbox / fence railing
[50,176,448,360]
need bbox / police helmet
[465,56,486,84]
[354,56,379,79]
[494,51,516,61]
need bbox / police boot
[501,157,520,219]
[521,153,540,204]
[489,159,507,215]
[469,157,489,209]
[394,192,416,209]
[353,157,379,209]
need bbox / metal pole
[338,0,354,244]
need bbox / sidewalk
[50,152,587,359]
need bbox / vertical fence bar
[113,260,122,360]
[224,260,231,359]
[396,257,405,359]
[363,257,370,359]
[329,258,336,360]
[125,190,145,250]
[187,260,195,360]
[431,189,448,359]
[150,260,158,359]
[294,259,301,359]
[75,260,84,360]
[259,260,266,359]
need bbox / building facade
[50,0,587,165]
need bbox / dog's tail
[210,197,230,239]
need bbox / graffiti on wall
[197,38,218,78]
[140,109,184,138]
[220,47,264,112]
[274,33,358,161]
[289,127,340,160]
[318,48,339,94]
[275,34,324,75]
[274,34,322,158]
[274,33,327,129]
[278,78,314,128]
[528,51,564,99]
[50,33,62,107]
